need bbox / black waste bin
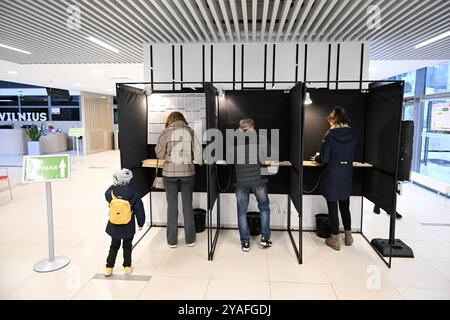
[247,211,261,236]
[194,209,206,233]
[315,214,331,239]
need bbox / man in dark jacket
[232,119,273,252]
[104,169,145,276]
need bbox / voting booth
[116,79,408,267]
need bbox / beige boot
[325,234,341,251]
[345,230,353,246]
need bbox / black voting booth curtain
[205,84,219,211]
[289,83,304,214]
[363,82,404,214]
[117,85,151,198]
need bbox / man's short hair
[239,118,255,130]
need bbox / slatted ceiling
[0,0,449,64]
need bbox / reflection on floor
[0,150,449,300]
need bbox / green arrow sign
[22,155,71,183]
[68,128,84,137]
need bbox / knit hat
[113,168,133,186]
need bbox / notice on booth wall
[147,93,206,144]
[431,103,450,132]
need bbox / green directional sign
[23,155,71,183]
[68,128,84,137]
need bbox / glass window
[20,96,49,106]
[0,96,19,106]
[51,108,80,121]
[50,95,80,107]
[426,62,450,95]
[396,71,416,97]
[419,98,450,184]
[403,101,414,121]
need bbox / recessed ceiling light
[101,96,107,99]
[0,43,31,55]
[75,83,81,86]
[93,69,102,74]
[87,36,119,54]
[8,71,18,74]
[415,31,450,49]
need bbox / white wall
[142,41,369,231]
[143,42,370,90]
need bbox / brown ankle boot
[345,230,353,246]
[325,234,340,251]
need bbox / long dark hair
[328,106,349,126]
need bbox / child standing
[104,169,145,277]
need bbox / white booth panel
[243,43,265,87]
[274,43,297,82]
[183,44,203,84]
[153,45,174,91]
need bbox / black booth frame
[117,79,404,269]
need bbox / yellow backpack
[109,191,132,225]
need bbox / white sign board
[147,93,206,144]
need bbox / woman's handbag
[152,160,165,190]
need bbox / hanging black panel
[289,83,304,213]
[205,83,218,210]
[117,85,151,198]
[363,82,404,213]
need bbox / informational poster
[147,93,206,144]
[431,103,450,132]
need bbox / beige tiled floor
[0,150,449,300]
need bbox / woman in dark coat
[314,106,359,251]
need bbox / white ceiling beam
[218,0,234,42]
[297,0,327,41]
[321,0,362,41]
[283,0,304,41]
[2,0,132,62]
[267,0,280,42]
[313,0,350,41]
[370,0,448,42]
[275,0,292,42]
[195,0,219,42]
[372,14,450,59]
[252,0,257,41]
[162,1,198,42]
[357,0,428,41]
[371,4,450,52]
[290,0,314,42]
[137,0,183,43]
[306,0,338,42]
[207,0,227,41]
[111,0,163,43]
[184,0,212,42]
[241,0,249,41]
[229,0,241,42]
[88,0,162,45]
[340,0,396,42]
[151,0,190,42]
[173,0,204,42]
[260,0,270,42]
[79,0,161,44]
[330,0,375,42]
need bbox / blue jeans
[235,184,271,244]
